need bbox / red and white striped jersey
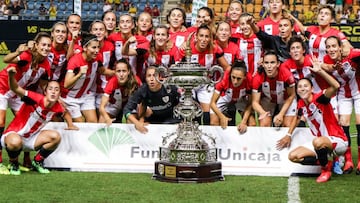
[298,92,347,140]
[323,49,360,99]
[217,41,242,65]
[96,40,115,94]
[147,45,179,67]
[215,70,251,103]
[62,53,102,98]
[257,17,301,35]
[252,66,296,104]
[4,91,64,138]
[306,26,347,62]
[0,51,51,97]
[47,45,67,81]
[169,30,190,48]
[177,39,224,69]
[238,34,262,77]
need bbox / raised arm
[310,56,340,98]
[122,36,138,56]
[7,67,25,98]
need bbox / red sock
[345,147,353,163]
[34,153,44,162]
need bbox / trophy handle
[208,65,224,84]
[155,65,169,84]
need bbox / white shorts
[1,131,40,151]
[61,93,96,118]
[338,97,360,115]
[299,136,347,157]
[0,93,23,112]
[260,97,297,116]
[330,96,338,115]
[192,85,214,104]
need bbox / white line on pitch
[287,176,301,203]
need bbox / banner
[43,122,320,176]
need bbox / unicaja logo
[88,127,135,157]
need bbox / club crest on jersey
[309,103,316,112]
[162,96,169,103]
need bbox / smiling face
[36,36,52,57]
[196,28,211,51]
[90,22,106,41]
[103,12,117,33]
[168,9,184,30]
[66,14,82,33]
[154,27,169,48]
[289,41,305,62]
[296,78,313,101]
[83,40,100,61]
[197,9,212,25]
[115,62,130,85]
[216,22,231,43]
[325,37,342,61]
[263,54,279,78]
[51,23,67,45]
[239,16,253,37]
[228,2,243,22]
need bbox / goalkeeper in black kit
[123,66,181,133]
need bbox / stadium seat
[81,11,88,19]
[27,2,35,10]
[22,9,32,20]
[90,3,98,11]
[66,2,74,11]
[83,3,90,11]
[87,11,98,21]
[58,4,66,11]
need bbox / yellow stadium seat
[246,3,254,13]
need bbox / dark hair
[149,25,170,61]
[198,7,214,20]
[295,77,313,100]
[318,4,336,19]
[166,7,186,26]
[101,10,117,22]
[287,35,307,53]
[325,35,342,47]
[66,13,82,25]
[258,50,279,74]
[81,32,98,47]
[115,59,139,96]
[229,60,247,81]
[196,24,214,52]
[34,31,51,43]
[88,20,106,32]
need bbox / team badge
[162,96,169,103]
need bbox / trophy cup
[153,36,225,183]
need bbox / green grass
[1,55,360,202]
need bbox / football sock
[6,147,21,162]
[344,147,353,163]
[202,112,210,125]
[358,147,360,164]
[315,148,329,167]
[34,147,53,162]
[356,124,360,146]
[342,126,351,146]
[0,127,4,163]
[300,156,317,165]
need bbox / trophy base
[153,161,224,183]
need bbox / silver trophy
[153,35,224,183]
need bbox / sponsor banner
[43,122,320,176]
[190,0,208,26]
